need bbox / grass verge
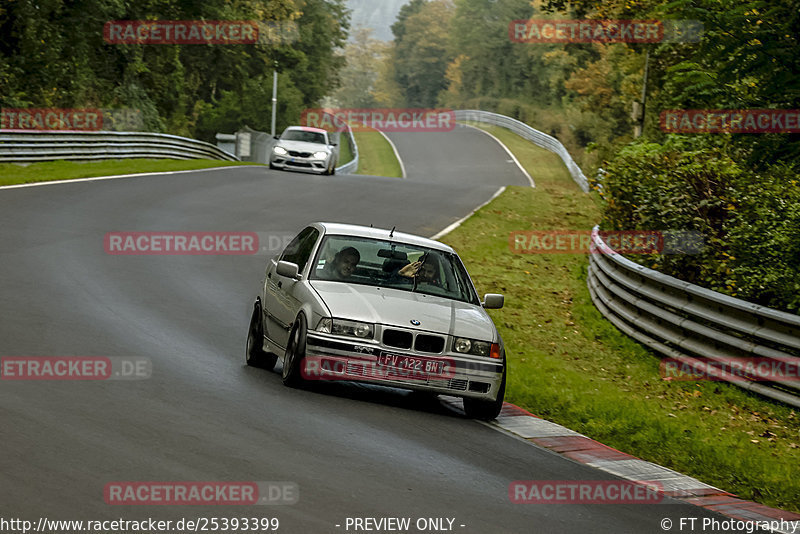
[351,130,403,177]
[338,133,354,167]
[0,159,261,187]
[440,124,800,512]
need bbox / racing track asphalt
[0,125,753,533]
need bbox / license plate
[378,352,445,376]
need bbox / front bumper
[270,153,331,174]
[303,333,504,400]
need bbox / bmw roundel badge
[410,319,421,326]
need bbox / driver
[324,246,360,280]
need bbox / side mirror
[482,294,504,309]
[276,260,299,279]
[273,135,280,140]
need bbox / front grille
[414,334,444,353]
[287,161,312,168]
[383,329,412,349]
[288,150,312,158]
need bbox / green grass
[352,130,403,177]
[0,159,261,187]
[440,124,800,512]
[338,133,354,167]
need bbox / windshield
[281,129,327,144]
[309,235,480,305]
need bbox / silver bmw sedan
[246,222,507,420]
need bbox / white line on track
[458,122,535,188]
[0,165,248,190]
[429,186,505,240]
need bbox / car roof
[314,222,455,253]
[284,126,328,134]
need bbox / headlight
[316,318,373,339]
[453,337,499,358]
[313,151,329,160]
[454,338,471,353]
[273,146,287,155]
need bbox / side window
[280,227,319,274]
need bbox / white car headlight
[273,146,287,155]
[454,338,471,353]
[454,337,498,357]
[317,318,373,339]
[313,151,329,160]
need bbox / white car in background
[269,126,339,175]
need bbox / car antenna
[389,226,395,238]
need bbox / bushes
[596,137,800,312]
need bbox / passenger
[398,253,442,287]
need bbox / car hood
[276,139,331,153]
[309,281,496,341]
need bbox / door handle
[277,281,282,289]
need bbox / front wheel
[463,369,505,421]
[282,314,307,387]
[246,301,277,370]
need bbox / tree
[0,0,350,140]
[330,27,388,108]
[391,0,454,108]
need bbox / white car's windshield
[281,130,327,144]
[309,235,480,305]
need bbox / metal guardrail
[457,108,800,407]
[587,227,800,408]
[330,114,358,175]
[454,109,588,192]
[0,130,239,163]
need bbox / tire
[269,162,277,170]
[246,300,277,370]
[463,368,506,421]
[282,313,307,387]
[330,165,336,175]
